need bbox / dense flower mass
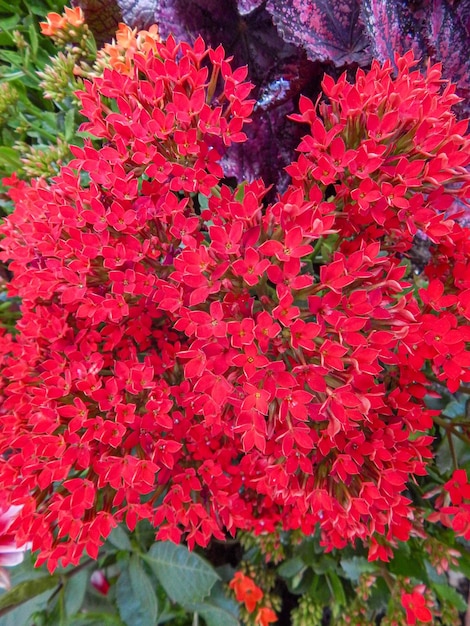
[1,37,470,572]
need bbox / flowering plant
[0,4,470,626]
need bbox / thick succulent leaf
[72,0,123,46]
[426,0,470,117]
[361,0,426,67]
[266,0,370,66]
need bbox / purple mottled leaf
[72,0,123,46]
[426,0,470,117]
[116,0,158,29]
[237,0,265,15]
[456,0,470,35]
[266,0,370,66]
[361,0,426,68]
[221,101,303,197]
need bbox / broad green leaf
[188,602,239,626]
[0,575,59,612]
[185,581,239,626]
[64,568,89,616]
[107,525,132,551]
[340,557,376,583]
[277,556,306,579]
[116,559,158,626]
[432,582,467,612]
[0,589,54,626]
[144,542,219,607]
[129,556,158,624]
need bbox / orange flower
[40,6,84,37]
[229,572,264,613]
[255,607,278,626]
[96,23,161,76]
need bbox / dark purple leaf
[116,0,159,29]
[361,0,426,68]
[237,0,265,15]
[221,101,303,197]
[266,0,370,66]
[456,0,470,35]
[426,0,470,116]
[71,0,123,46]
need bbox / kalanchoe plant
[2,6,470,626]
[0,15,470,576]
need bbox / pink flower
[0,506,30,589]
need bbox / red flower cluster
[429,469,470,539]
[0,41,469,571]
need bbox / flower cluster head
[93,23,162,76]
[1,36,470,572]
[429,468,470,539]
[40,6,90,49]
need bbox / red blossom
[401,588,433,625]
[0,45,469,572]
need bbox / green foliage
[144,542,220,607]
[0,0,79,187]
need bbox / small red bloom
[229,572,264,613]
[401,588,433,625]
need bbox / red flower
[255,607,278,626]
[229,572,264,613]
[401,588,433,625]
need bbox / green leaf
[107,525,132,552]
[144,542,219,608]
[28,23,38,58]
[277,556,306,579]
[197,193,209,210]
[129,556,158,624]
[64,108,77,143]
[116,558,158,626]
[326,572,346,606]
[0,16,19,32]
[442,398,467,419]
[340,557,376,583]
[0,575,60,612]
[388,544,428,581]
[185,581,239,626]
[0,146,22,171]
[431,582,467,612]
[68,614,125,626]
[64,569,89,616]
[189,602,239,626]
[0,50,23,65]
